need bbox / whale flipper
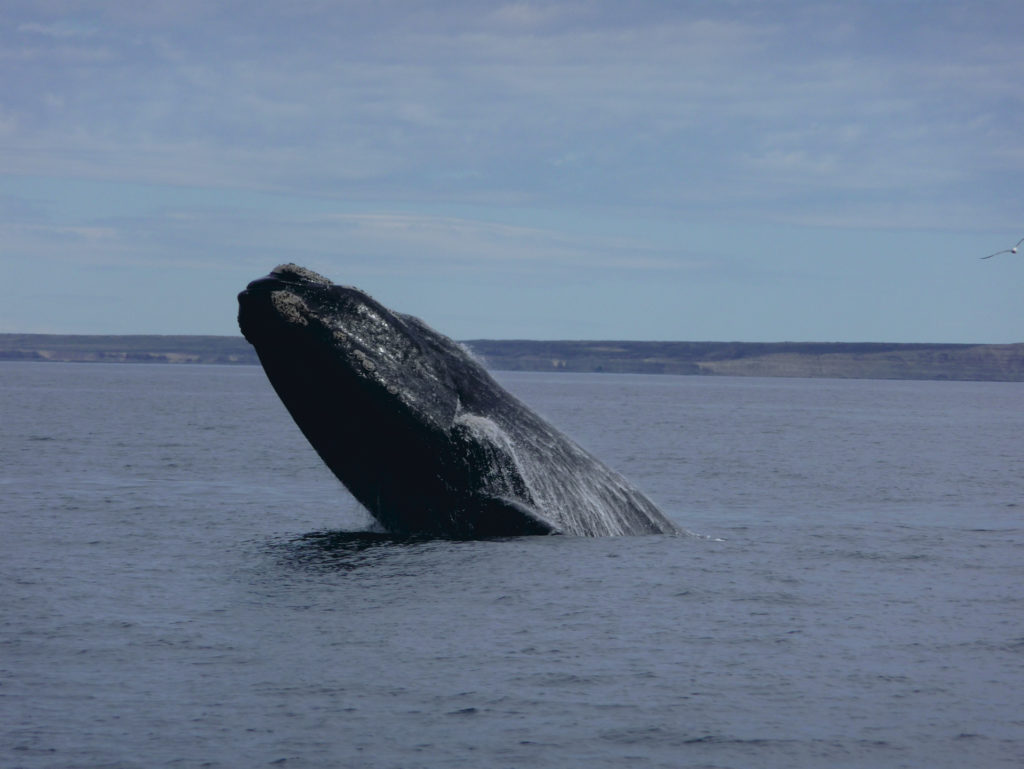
[463,495,560,537]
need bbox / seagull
[981,237,1024,259]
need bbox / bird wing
[980,237,1023,259]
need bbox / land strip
[1,334,1022,382]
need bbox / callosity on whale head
[238,264,680,538]
[239,264,457,433]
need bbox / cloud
[17,20,97,39]
[1,1,1022,231]
[308,211,695,273]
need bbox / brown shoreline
[1,334,1022,382]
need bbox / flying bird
[981,237,1024,259]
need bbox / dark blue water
[2,362,1022,768]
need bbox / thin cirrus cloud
[0,1,1022,339]
[4,4,1019,215]
[5,3,1015,214]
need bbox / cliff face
[692,345,1024,381]
[2,335,1022,381]
[0,335,259,365]
[464,340,1024,382]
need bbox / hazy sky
[2,1,1022,342]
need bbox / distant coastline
[1,333,1022,382]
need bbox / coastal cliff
[1,334,1022,382]
[465,340,1024,382]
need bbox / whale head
[237,264,545,535]
[238,263,472,433]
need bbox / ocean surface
[2,361,1022,769]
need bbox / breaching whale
[238,264,679,538]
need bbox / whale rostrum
[238,264,680,538]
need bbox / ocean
[2,362,1022,768]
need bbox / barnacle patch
[270,291,309,326]
[353,348,376,372]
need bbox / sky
[1,1,1022,343]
